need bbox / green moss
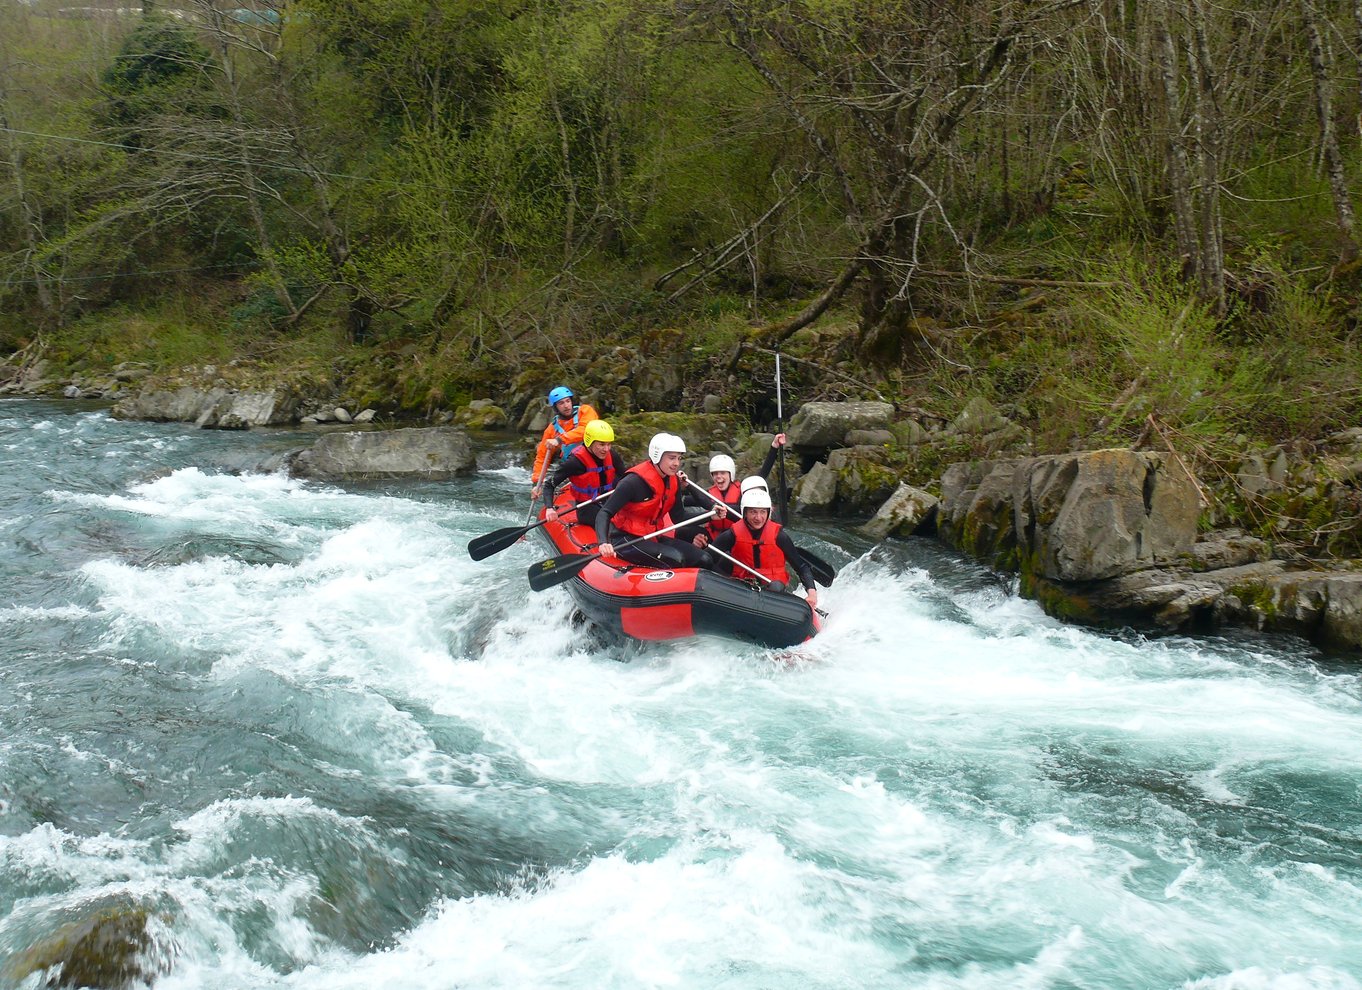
[1230,580,1280,621]
[1024,576,1098,622]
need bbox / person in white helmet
[702,453,742,538]
[709,487,818,608]
[594,432,714,569]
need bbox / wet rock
[113,386,301,427]
[4,904,172,990]
[860,483,939,540]
[938,449,1200,581]
[289,426,477,480]
[844,428,894,446]
[787,401,895,448]
[794,461,837,512]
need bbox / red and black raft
[533,494,822,648]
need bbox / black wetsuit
[710,524,815,592]
[594,472,714,569]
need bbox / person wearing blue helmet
[530,385,599,499]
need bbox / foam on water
[2,404,1360,988]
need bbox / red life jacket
[610,460,678,537]
[707,483,742,536]
[731,519,788,584]
[566,446,617,501]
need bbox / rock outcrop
[926,448,1362,651]
[112,385,301,428]
[288,426,476,481]
[937,449,1201,581]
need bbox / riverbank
[9,359,1361,657]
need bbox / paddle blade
[794,544,836,586]
[527,551,597,592]
[467,525,530,561]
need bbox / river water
[0,399,1359,989]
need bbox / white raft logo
[643,571,675,582]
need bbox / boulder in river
[288,426,477,481]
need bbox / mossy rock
[4,905,171,989]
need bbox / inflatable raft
[533,495,821,648]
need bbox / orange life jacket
[566,446,617,501]
[610,460,678,537]
[707,484,742,536]
[731,520,788,584]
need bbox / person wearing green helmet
[542,418,624,529]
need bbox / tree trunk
[200,3,299,319]
[0,73,57,327]
[1188,1,1225,309]
[1155,13,1199,282]
[1303,0,1359,262]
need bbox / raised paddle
[775,343,789,526]
[682,476,837,586]
[527,510,717,592]
[467,491,612,561]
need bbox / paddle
[775,343,789,526]
[467,491,611,561]
[683,476,836,586]
[527,509,717,592]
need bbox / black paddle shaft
[467,492,610,561]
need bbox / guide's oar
[467,491,611,561]
[705,541,828,619]
[682,476,836,586]
[790,545,836,587]
[527,510,716,592]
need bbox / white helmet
[741,488,773,512]
[739,475,769,495]
[648,432,686,464]
[708,454,736,477]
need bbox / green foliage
[99,17,213,137]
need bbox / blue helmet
[547,386,574,406]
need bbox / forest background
[5,0,1362,541]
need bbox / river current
[0,399,1359,989]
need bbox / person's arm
[531,422,556,491]
[547,456,576,491]
[709,530,737,577]
[776,528,816,591]
[595,472,648,551]
[550,404,598,452]
[757,432,787,480]
[541,457,577,520]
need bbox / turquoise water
[1,399,1359,989]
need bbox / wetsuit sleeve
[709,529,737,577]
[547,455,575,491]
[776,528,816,589]
[596,472,649,544]
[759,444,779,480]
[681,486,711,510]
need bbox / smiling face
[553,397,574,417]
[743,507,770,529]
[711,471,732,490]
[657,451,683,476]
